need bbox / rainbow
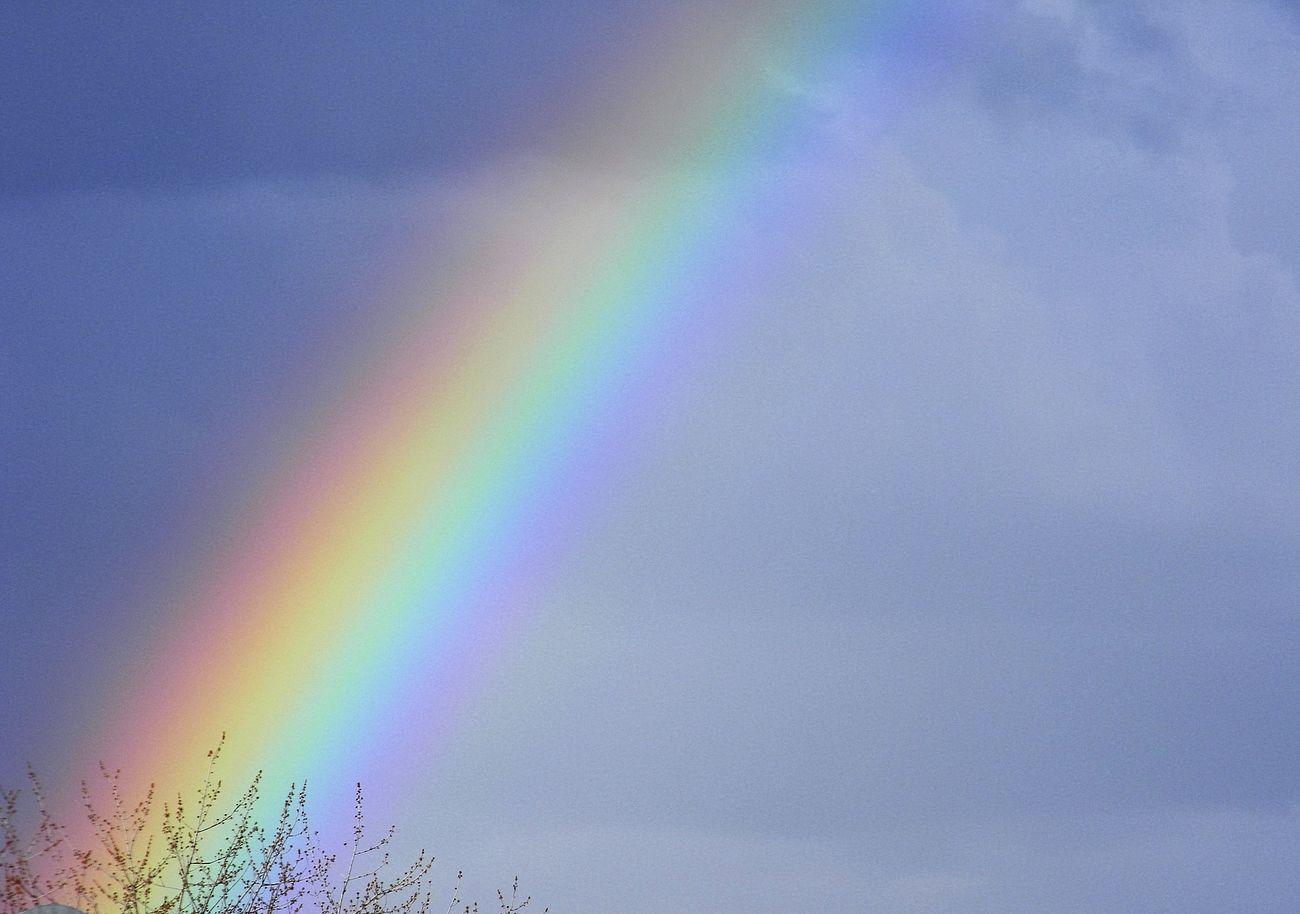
[74,0,903,833]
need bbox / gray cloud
[0,1,678,195]
[412,4,1300,908]
[968,0,1212,150]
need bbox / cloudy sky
[3,2,1298,912]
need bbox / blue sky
[3,2,1299,912]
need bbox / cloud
[0,2,675,195]
[398,5,1300,908]
[428,807,1300,914]
[1268,0,1300,28]
[967,0,1208,150]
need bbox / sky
[2,1,1299,912]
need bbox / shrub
[1,741,540,914]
